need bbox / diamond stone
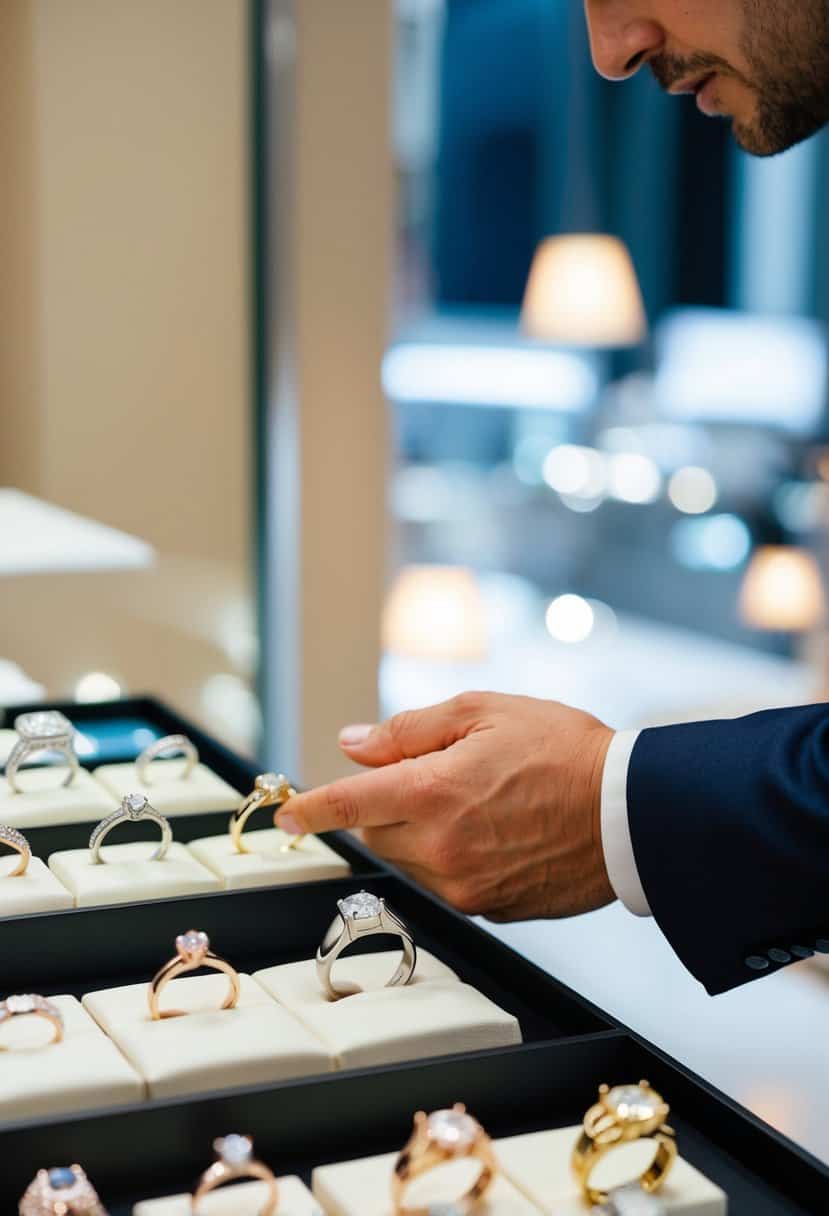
[178,929,209,956]
[217,1134,253,1166]
[17,711,70,740]
[125,793,148,816]
[427,1109,479,1149]
[6,994,36,1014]
[607,1085,660,1122]
[48,1167,78,1192]
[340,890,382,920]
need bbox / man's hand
[276,692,616,921]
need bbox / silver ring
[89,794,173,865]
[595,1186,668,1216]
[4,710,79,795]
[135,733,199,785]
[0,824,31,877]
[315,890,416,1000]
[18,1164,108,1215]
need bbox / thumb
[338,693,487,767]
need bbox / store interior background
[0,0,828,1161]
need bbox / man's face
[583,0,829,156]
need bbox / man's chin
[733,103,828,158]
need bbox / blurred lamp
[739,546,825,632]
[383,565,488,660]
[522,235,647,348]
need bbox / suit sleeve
[627,704,829,995]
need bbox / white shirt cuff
[601,729,651,917]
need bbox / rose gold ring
[0,994,64,1049]
[147,929,241,1021]
[18,1163,108,1215]
[0,823,31,877]
[392,1104,497,1215]
[192,1135,278,1215]
[230,771,304,854]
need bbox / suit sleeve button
[790,945,815,959]
[815,939,829,954]
[768,948,792,965]
[745,955,770,971]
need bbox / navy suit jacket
[627,704,829,995]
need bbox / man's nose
[583,2,665,81]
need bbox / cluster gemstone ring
[88,794,172,865]
[135,733,198,785]
[316,890,417,1000]
[230,771,302,855]
[572,1081,677,1206]
[392,1104,497,1215]
[0,824,31,877]
[192,1134,278,1215]
[148,929,241,1021]
[4,711,79,795]
[18,1164,108,1215]
[0,994,64,1049]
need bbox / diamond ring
[0,994,64,1049]
[391,1104,498,1215]
[0,824,31,877]
[192,1134,278,1215]
[135,733,199,785]
[18,1164,108,1215]
[230,771,303,855]
[148,929,241,1020]
[315,890,417,1000]
[572,1081,677,1205]
[88,794,173,865]
[4,710,79,795]
[595,1184,668,1215]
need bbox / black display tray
[1,698,827,1214]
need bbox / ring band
[0,824,31,877]
[148,929,241,1020]
[316,890,417,1000]
[4,710,79,795]
[572,1082,677,1206]
[230,771,304,854]
[192,1135,278,1215]
[392,1105,497,1215]
[595,1184,668,1215]
[135,733,199,785]
[19,1164,108,1215]
[89,794,173,865]
[0,994,64,1048]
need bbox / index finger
[276,756,430,836]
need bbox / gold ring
[192,1134,278,1215]
[148,929,241,1021]
[0,993,64,1048]
[230,771,303,854]
[0,823,31,877]
[392,1104,497,1215]
[572,1081,677,1205]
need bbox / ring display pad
[0,766,114,829]
[254,949,521,1070]
[49,841,221,908]
[0,995,144,1122]
[134,1176,322,1215]
[82,973,333,1100]
[313,1149,541,1216]
[496,1128,727,1215]
[188,828,352,890]
[0,854,73,916]
[94,760,242,817]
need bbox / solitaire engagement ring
[135,733,199,785]
[88,794,172,865]
[148,929,241,1020]
[392,1105,497,1215]
[595,1184,668,1215]
[572,1082,677,1206]
[18,1164,108,1215]
[0,994,64,1049]
[4,711,79,795]
[231,771,303,854]
[315,890,417,1000]
[0,824,31,877]
[192,1135,278,1215]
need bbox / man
[275,1,829,996]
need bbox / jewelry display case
[0,698,827,1213]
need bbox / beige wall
[0,0,255,752]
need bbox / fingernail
[277,813,302,835]
[339,724,374,747]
